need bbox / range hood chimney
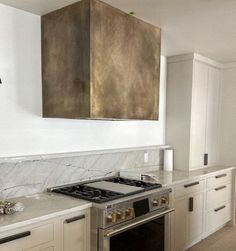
[42,0,161,120]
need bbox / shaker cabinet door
[205,66,221,166]
[188,192,204,243]
[190,61,208,169]
[63,213,87,251]
[174,191,204,251]
[174,197,188,251]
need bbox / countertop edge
[0,202,92,233]
[161,166,235,187]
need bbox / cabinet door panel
[188,192,204,243]
[205,67,221,166]
[190,61,208,169]
[174,197,188,251]
[63,214,86,251]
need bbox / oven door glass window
[110,216,164,251]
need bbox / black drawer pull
[184,182,199,188]
[0,231,31,245]
[215,186,227,191]
[214,205,226,212]
[189,197,194,212]
[215,174,227,179]
[65,214,85,224]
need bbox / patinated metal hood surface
[42,0,161,120]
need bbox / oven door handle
[104,208,175,238]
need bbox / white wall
[219,66,236,166]
[0,4,167,158]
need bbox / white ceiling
[1,0,236,62]
[0,0,79,15]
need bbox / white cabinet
[61,210,90,251]
[173,179,204,251]
[204,170,235,236]
[166,53,221,171]
[0,222,56,251]
[190,61,208,169]
[188,192,204,244]
[205,67,221,166]
[0,208,90,251]
[174,197,188,251]
[173,168,235,251]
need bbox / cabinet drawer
[0,223,54,250]
[207,171,231,189]
[206,183,231,211]
[206,202,231,233]
[174,180,205,198]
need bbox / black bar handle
[65,214,85,224]
[215,174,227,179]
[189,197,194,212]
[214,205,226,212]
[204,153,208,166]
[0,231,31,245]
[215,185,227,191]
[184,181,199,188]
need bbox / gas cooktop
[50,177,162,203]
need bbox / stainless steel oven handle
[104,208,175,238]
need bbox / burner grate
[53,185,123,203]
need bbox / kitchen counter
[0,193,92,233]
[146,166,235,187]
[0,166,234,233]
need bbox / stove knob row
[152,196,169,207]
[106,207,134,223]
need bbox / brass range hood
[42,0,161,120]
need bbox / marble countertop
[145,166,235,187]
[0,193,92,233]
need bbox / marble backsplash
[0,146,165,199]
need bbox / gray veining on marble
[0,146,163,199]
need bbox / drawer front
[206,183,231,211]
[207,171,232,189]
[25,223,54,248]
[206,202,231,233]
[174,180,205,198]
[0,223,54,250]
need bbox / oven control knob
[111,212,117,223]
[152,199,159,207]
[126,207,134,217]
[116,211,122,220]
[121,210,126,220]
[161,196,168,205]
[106,214,113,223]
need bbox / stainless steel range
[50,177,174,251]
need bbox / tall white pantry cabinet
[166,54,221,171]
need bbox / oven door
[98,208,174,251]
